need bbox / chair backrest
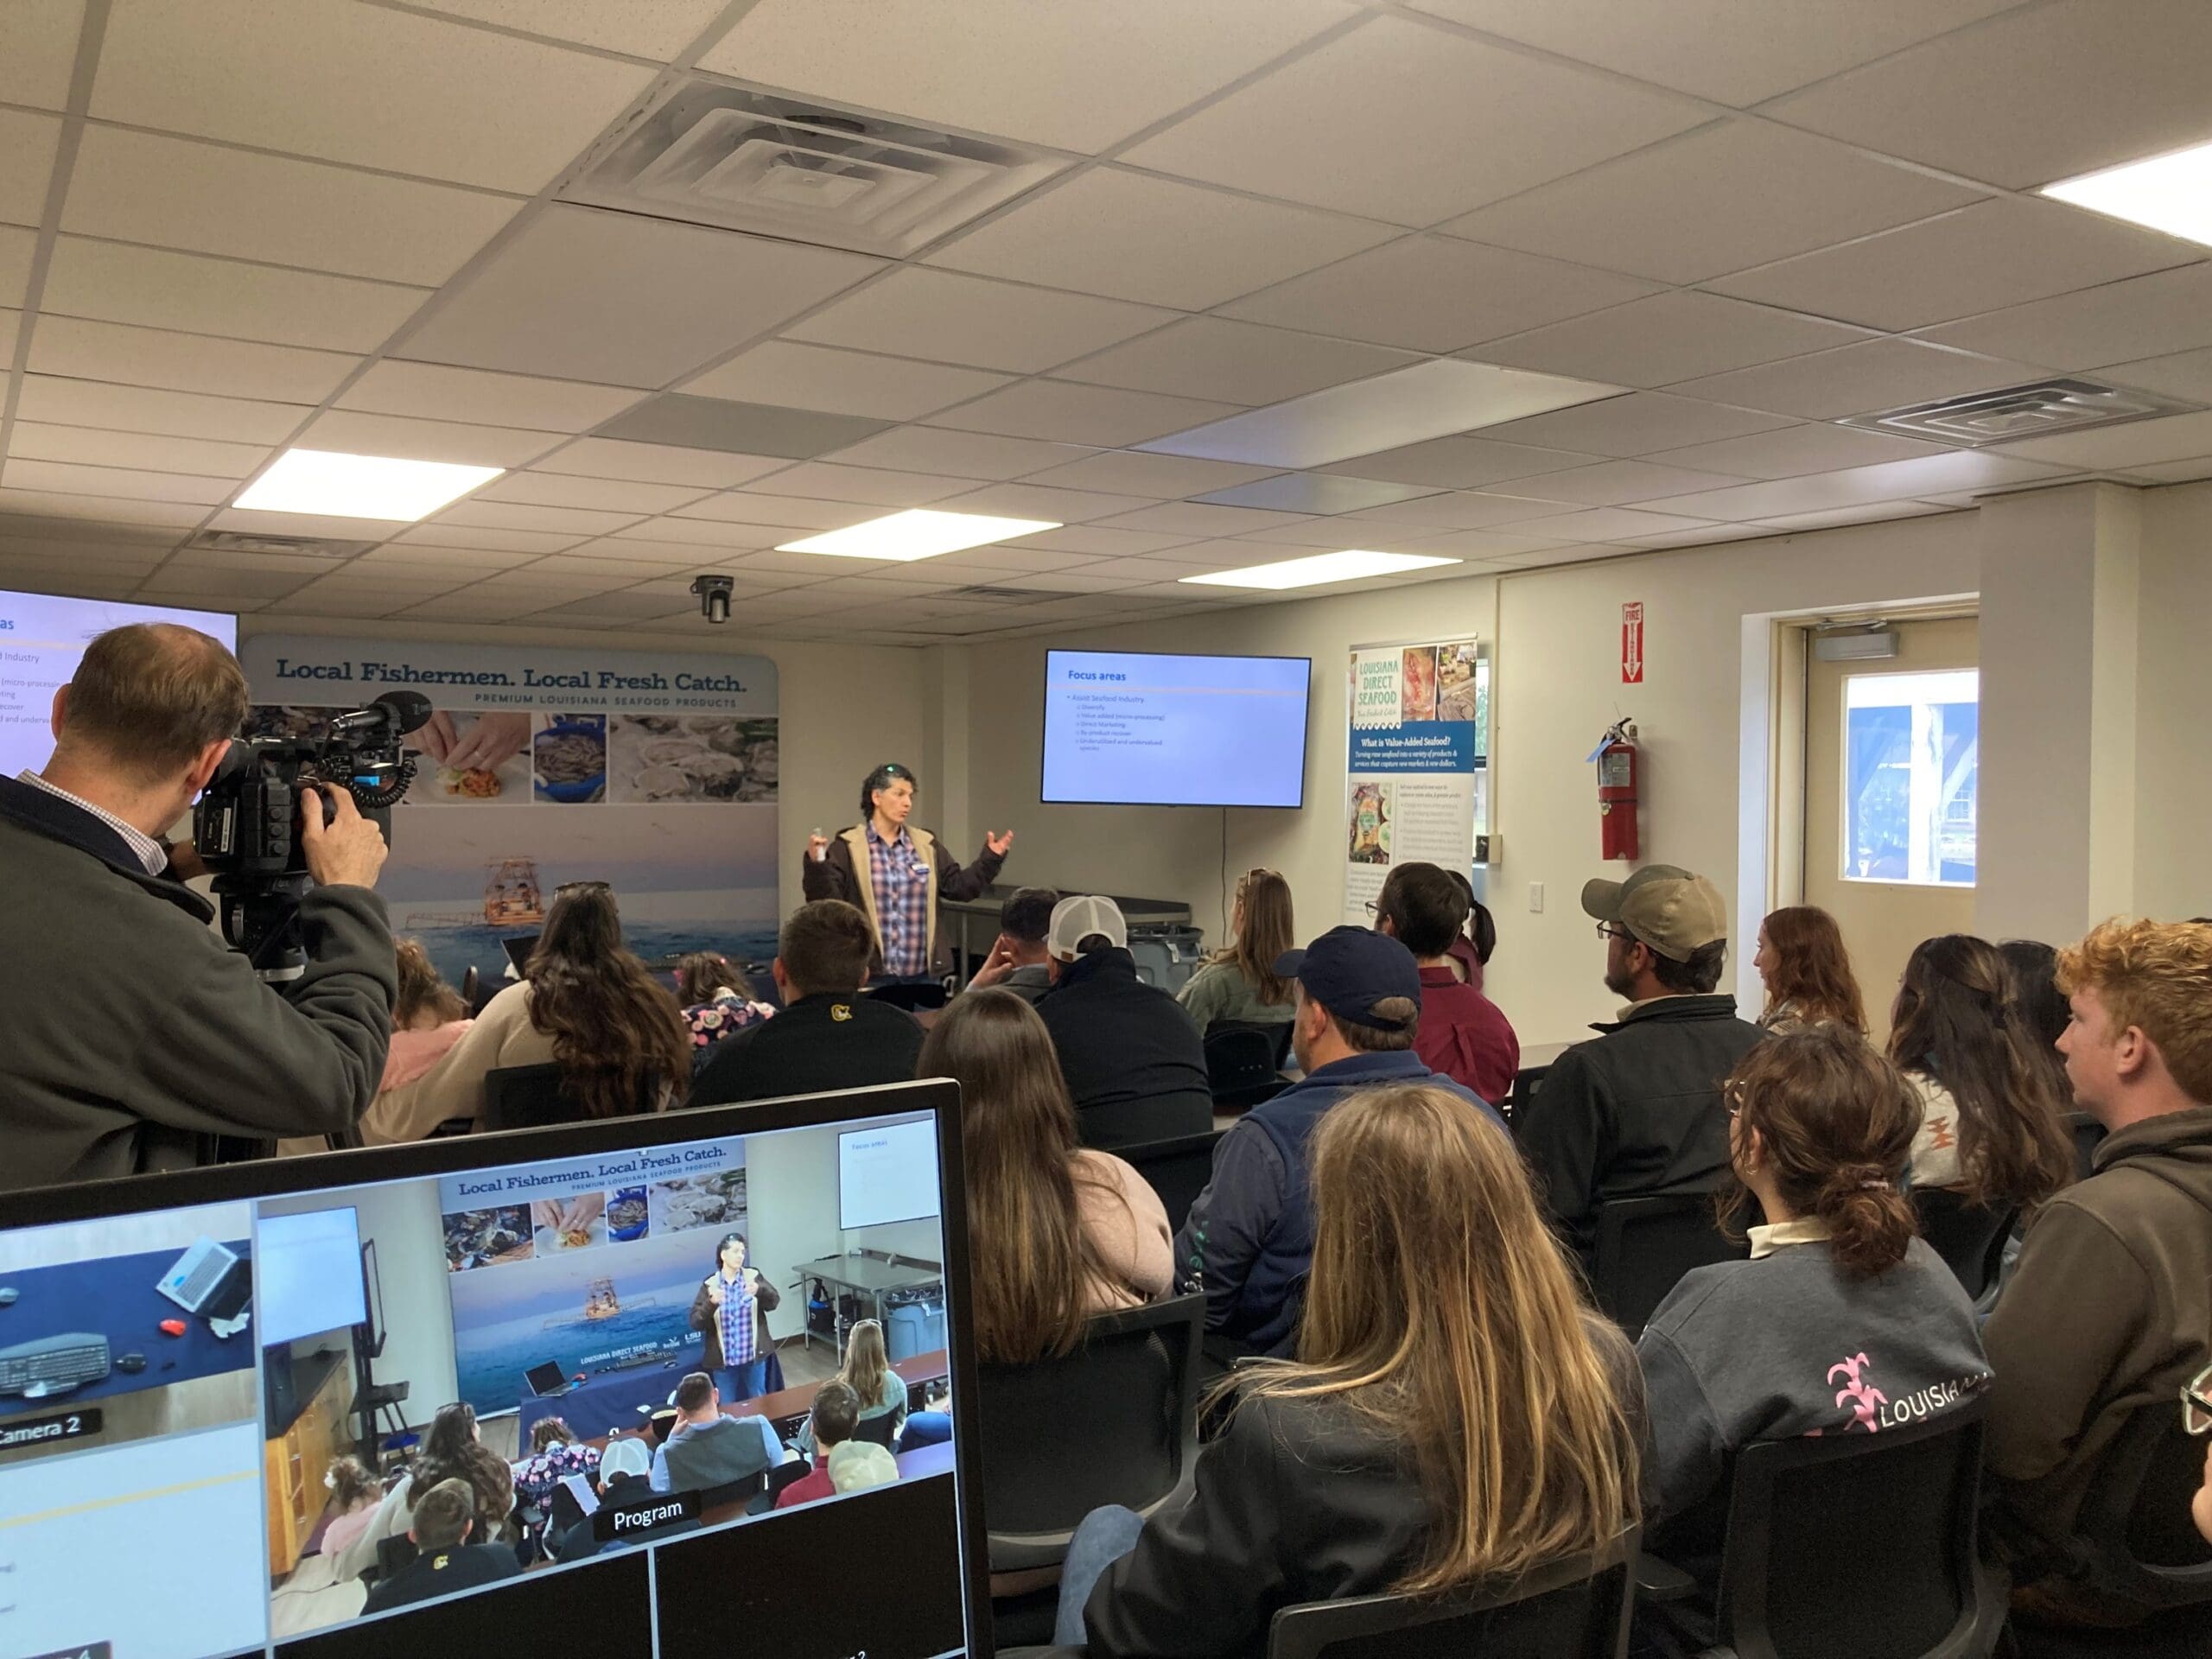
[1910,1187,2017,1300]
[1716,1394,1994,1659]
[1589,1194,1747,1337]
[2065,1110,2107,1185]
[2070,1397,2212,1608]
[763,1459,811,1503]
[1117,1129,1226,1236]
[976,1293,1204,1545]
[1268,1525,1641,1659]
[480,1062,661,1131]
[1205,1023,1287,1109]
[849,1411,900,1450]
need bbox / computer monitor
[0,1081,982,1659]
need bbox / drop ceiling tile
[2097,347,2212,406]
[1054,556,1232,585]
[1,459,232,505]
[1395,525,1583,561]
[474,473,709,514]
[671,493,880,532]
[999,525,1203,556]
[2120,456,2212,485]
[683,341,1010,421]
[1648,423,1948,479]
[1402,0,2023,107]
[1220,234,1658,354]
[0,489,207,528]
[925,169,1395,310]
[1482,459,1759,507]
[1484,543,1631,569]
[1050,317,1419,407]
[535,537,757,569]
[27,315,355,404]
[0,111,61,229]
[529,590,695,625]
[0,308,17,364]
[409,0,732,57]
[1647,451,2066,519]
[7,423,270,479]
[201,506,418,541]
[1443,120,1982,285]
[61,126,518,286]
[923,381,1241,447]
[1017,451,1281,498]
[1752,502,1955,533]
[786,269,1175,374]
[381,525,582,556]
[294,410,564,470]
[1916,264,2212,372]
[1472,292,1872,388]
[1477,393,1796,457]
[1337,491,1580,529]
[1318,435,1597,488]
[594,395,890,460]
[1192,474,1441,514]
[933,481,1165,524]
[13,377,303,446]
[340,361,644,433]
[1092,503,1316,537]
[700,0,1352,154]
[1992,410,2212,470]
[1669,338,2049,422]
[607,517,791,550]
[1508,506,1721,543]
[1707,199,2203,333]
[745,462,976,508]
[0,0,84,111]
[531,439,790,489]
[0,228,32,307]
[822,427,1096,481]
[427,499,645,537]
[97,0,654,194]
[1764,0,2212,191]
[1124,15,1704,225]
[402,206,882,388]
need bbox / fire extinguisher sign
[1621,601,1645,684]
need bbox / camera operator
[0,623,397,1191]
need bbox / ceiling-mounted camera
[690,574,735,625]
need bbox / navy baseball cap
[1274,925,1422,1031]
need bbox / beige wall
[2136,483,2212,923]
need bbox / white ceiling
[3,0,2212,645]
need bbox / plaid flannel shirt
[716,1274,756,1368]
[866,823,933,977]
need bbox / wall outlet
[1529,882,1544,913]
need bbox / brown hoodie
[1983,1104,2212,1606]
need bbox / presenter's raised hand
[300,785,388,891]
[985,830,1014,856]
[806,831,830,863]
[704,1274,726,1306]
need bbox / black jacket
[0,776,395,1189]
[1034,950,1212,1151]
[686,991,922,1108]
[1517,995,1765,1266]
[799,823,1003,976]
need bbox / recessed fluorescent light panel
[1139,359,1624,468]
[2043,141,2212,246]
[234,449,502,521]
[1179,550,1460,590]
[778,508,1060,562]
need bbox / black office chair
[1505,1062,1553,1127]
[1639,1395,2005,1659]
[1205,1024,1287,1113]
[850,1411,900,1450]
[749,1458,814,1515]
[1910,1188,2017,1300]
[865,980,947,1014]
[699,1471,766,1510]
[1117,1128,1226,1236]
[2064,1110,2107,1185]
[1588,1194,1747,1338]
[480,1062,661,1131]
[2060,1398,2212,1611]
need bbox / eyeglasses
[1596,921,1632,942]
[2183,1362,2212,1436]
[1362,899,1379,918]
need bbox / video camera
[193,690,432,973]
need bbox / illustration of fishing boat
[546,1277,657,1327]
[485,858,545,925]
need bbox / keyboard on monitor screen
[0,1333,111,1398]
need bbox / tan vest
[840,823,940,970]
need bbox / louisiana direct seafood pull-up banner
[240,634,779,988]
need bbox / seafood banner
[239,634,779,987]
[439,1139,749,1414]
[1344,637,1482,924]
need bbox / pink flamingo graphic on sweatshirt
[1829,1352,1887,1433]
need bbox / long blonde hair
[1231,1085,1640,1596]
[1209,868,1295,1006]
[839,1318,894,1409]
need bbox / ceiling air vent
[563,80,1065,257]
[192,531,371,558]
[1839,378,2202,447]
[949,585,1056,605]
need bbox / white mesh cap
[1047,893,1128,960]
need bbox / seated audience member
[920,991,1173,1364]
[777,1380,861,1510]
[360,1478,520,1616]
[553,1436,654,1564]
[409,1402,514,1546]
[689,900,923,1107]
[1637,1028,1988,1611]
[966,886,1060,1005]
[1034,895,1213,1148]
[1887,935,2072,1211]
[1999,938,2075,1104]
[1055,1084,1642,1655]
[1176,868,1296,1031]
[1374,861,1519,1105]
[318,1455,384,1561]
[1519,866,1764,1269]
[651,1371,775,1496]
[1984,919,2212,1627]
[384,938,473,1088]
[829,1438,899,1493]
[1177,928,1500,1357]
[1751,906,1866,1035]
[512,1416,598,1555]
[676,951,773,1070]
[798,1318,906,1457]
[689,1230,782,1400]
[371,880,688,1141]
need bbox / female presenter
[691,1231,782,1401]
[804,761,1014,983]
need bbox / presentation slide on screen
[840,1119,942,1230]
[1041,650,1311,808]
[0,591,236,780]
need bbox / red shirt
[1413,965,1520,1107]
[775,1454,836,1510]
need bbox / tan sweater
[1074,1148,1175,1312]
[362,981,556,1144]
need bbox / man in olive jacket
[0,624,396,1190]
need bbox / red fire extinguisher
[1594,717,1639,861]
